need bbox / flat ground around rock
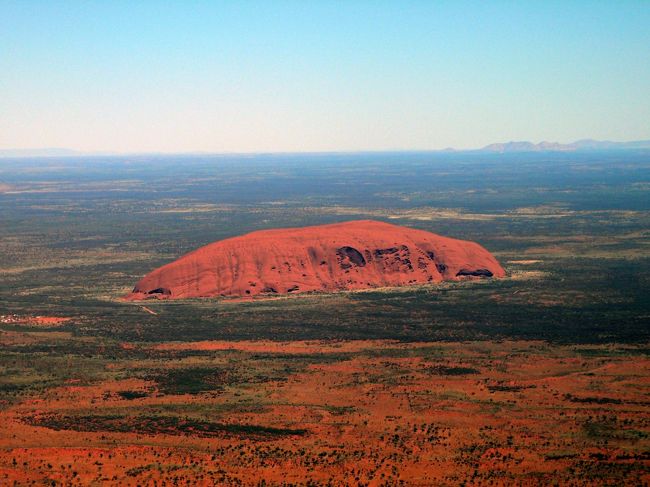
[1,152,649,485]
[1,337,649,485]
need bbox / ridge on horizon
[479,139,650,153]
[1,138,650,158]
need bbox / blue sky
[1,1,649,152]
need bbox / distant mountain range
[1,139,650,158]
[479,139,650,153]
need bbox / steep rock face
[126,220,505,300]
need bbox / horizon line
[2,138,650,158]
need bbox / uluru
[126,220,505,300]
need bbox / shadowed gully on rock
[126,220,505,300]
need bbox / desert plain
[1,151,649,485]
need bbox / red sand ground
[0,315,71,327]
[126,220,505,300]
[1,340,648,485]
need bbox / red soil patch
[1,341,648,485]
[126,220,505,300]
[152,339,433,354]
[0,315,71,327]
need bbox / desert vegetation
[0,152,648,484]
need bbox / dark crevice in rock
[337,246,366,268]
[373,247,399,257]
[146,287,172,296]
[307,247,318,261]
[456,268,493,277]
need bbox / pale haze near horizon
[1,0,649,154]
